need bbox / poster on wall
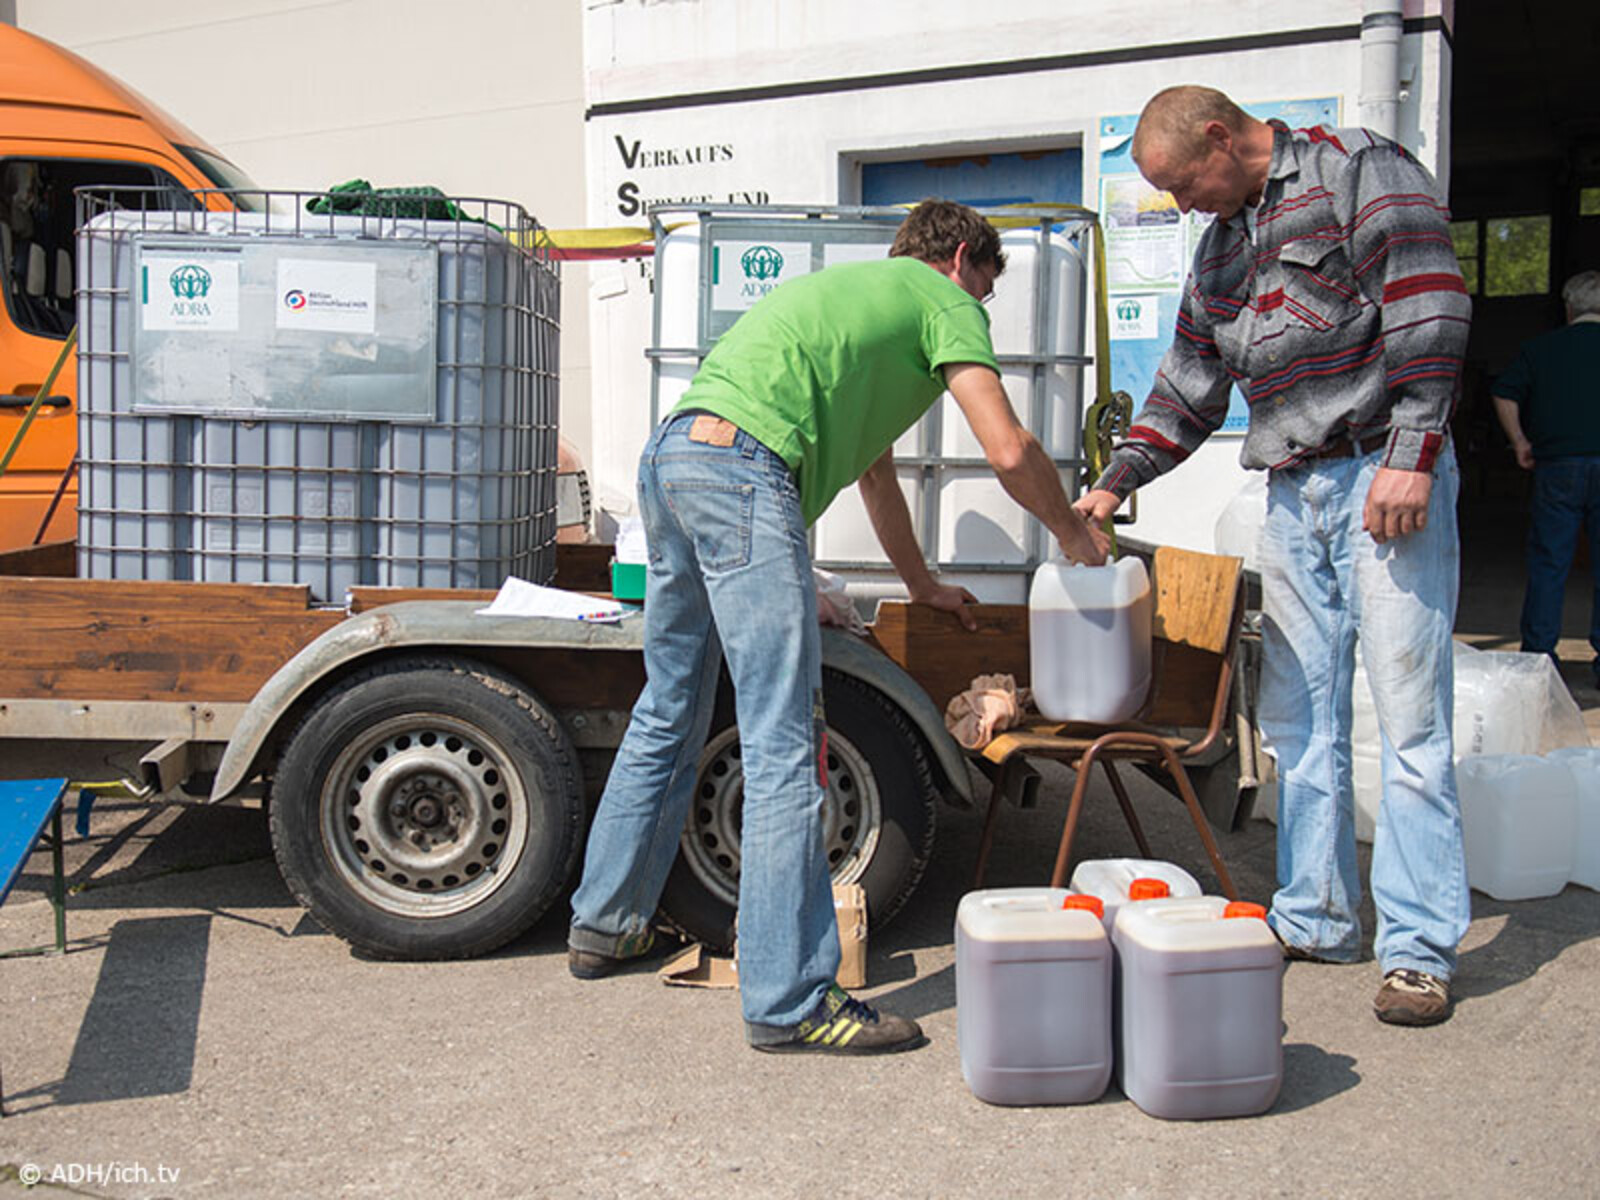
[1098,97,1340,433]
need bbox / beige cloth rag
[944,673,1032,751]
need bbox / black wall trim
[586,16,1448,120]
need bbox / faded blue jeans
[1520,456,1600,671]
[569,411,840,1039]
[1260,443,1470,979]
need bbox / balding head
[1131,86,1252,168]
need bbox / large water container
[1547,747,1600,891]
[1458,754,1578,900]
[75,196,558,601]
[646,207,1093,606]
[1114,896,1282,1120]
[1029,556,1152,723]
[955,888,1112,1106]
[1069,858,1202,934]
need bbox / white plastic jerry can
[1546,747,1600,891]
[1028,555,1152,723]
[955,888,1112,1106]
[1457,754,1578,900]
[1069,858,1203,934]
[1113,896,1283,1120]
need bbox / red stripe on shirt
[1382,273,1468,304]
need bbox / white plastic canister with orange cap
[1112,895,1283,1120]
[955,888,1112,1106]
[1069,858,1203,933]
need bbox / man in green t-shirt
[569,200,1108,1056]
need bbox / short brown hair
[889,199,1006,275]
[1131,85,1250,166]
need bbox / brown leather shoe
[1374,968,1452,1026]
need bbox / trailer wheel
[270,657,583,960]
[658,669,937,952]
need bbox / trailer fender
[817,626,975,810]
[209,600,646,804]
[211,602,973,811]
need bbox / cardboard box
[660,883,868,989]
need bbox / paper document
[475,577,629,622]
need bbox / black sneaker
[1373,968,1452,1026]
[568,929,659,980]
[752,985,926,1056]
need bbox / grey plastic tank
[955,887,1111,1106]
[1112,895,1283,1120]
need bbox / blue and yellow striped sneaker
[753,984,926,1055]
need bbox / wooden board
[0,577,344,703]
[869,601,1029,713]
[1151,546,1241,654]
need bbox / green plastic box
[611,560,646,602]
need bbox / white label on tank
[1110,293,1161,340]
[141,255,240,332]
[276,259,377,333]
[710,240,811,312]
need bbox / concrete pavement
[2,758,1597,1200]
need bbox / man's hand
[1511,439,1535,471]
[909,579,981,631]
[1061,520,1111,566]
[1363,467,1432,544]
[1074,488,1122,526]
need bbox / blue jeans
[569,411,840,1039]
[1259,443,1469,979]
[1520,456,1600,671]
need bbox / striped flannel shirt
[1094,122,1471,500]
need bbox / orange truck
[1,23,260,550]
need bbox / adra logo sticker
[740,244,784,281]
[169,263,212,300]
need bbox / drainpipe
[1359,0,1404,142]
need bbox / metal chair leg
[1048,747,1098,888]
[1100,759,1153,857]
[972,760,1010,889]
[1159,744,1239,899]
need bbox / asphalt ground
[1,749,1598,1200]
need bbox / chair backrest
[1144,545,1245,736]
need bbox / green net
[306,179,481,222]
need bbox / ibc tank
[75,194,559,601]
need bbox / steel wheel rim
[319,712,530,918]
[681,724,883,907]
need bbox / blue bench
[1,778,72,1117]
[1,778,72,950]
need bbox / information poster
[1098,97,1340,433]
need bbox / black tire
[658,668,937,952]
[269,656,583,960]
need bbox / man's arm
[1492,394,1535,469]
[943,363,1109,566]
[857,448,981,630]
[1339,137,1473,542]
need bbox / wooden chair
[972,546,1245,898]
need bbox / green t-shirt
[674,255,999,525]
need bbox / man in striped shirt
[1078,85,1471,1026]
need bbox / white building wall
[583,0,1454,559]
[12,0,595,466]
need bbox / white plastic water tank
[1029,555,1152,723]
[1545,747,1600,891]
[1457,754,1578,900]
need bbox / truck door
[0,153,195,548]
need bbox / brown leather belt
[1307,432,1388,461]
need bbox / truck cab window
[1,157,193,339]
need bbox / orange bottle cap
[1061,894,1105,919]
[1224,901,1268,920]
[1128,877,1170,901]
